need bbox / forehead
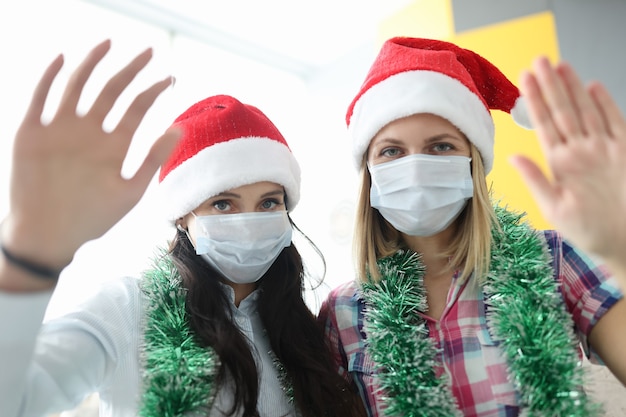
[375,113,457,136]
[210,181,284,198]
[230,181,282,193]
[192,181,285,211]
[371,113,467,145]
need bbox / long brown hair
[168,220,366,417]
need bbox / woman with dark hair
[0,40,365,417]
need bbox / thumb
[509,154,557,211]
[132,127,182,192]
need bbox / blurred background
[1,0,625,415]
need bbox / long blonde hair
[352,143,496,283]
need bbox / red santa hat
[158,95,301,222]
[346,37,532,173]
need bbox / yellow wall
[379,2,559,229]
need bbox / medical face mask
[191,211,293,284]
[368,153,474,237]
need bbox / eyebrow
[260,189,285,199]
[373,133,464,147]
[213,191,240,199]
[372,137,404,147]
[212,188,284,199]
[424,133,465,144]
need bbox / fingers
[589,82,626,139]
[526,57,616,144]
[557,62,606,138]
[57,39,112,115]
[87,47,154,123]
[23,54,64,126]
[113,75,175,154]
[509,154,556,213]
[530,56,583,140]
[519,68,562,150]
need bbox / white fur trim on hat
[511,96,533,130]
[159,137,301,221]
[348,70,495,173]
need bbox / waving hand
[1,40,180,286]
[511,57,626,283]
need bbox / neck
[226,281,257,307]
[402,224,456,275]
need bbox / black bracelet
[1,243,62,280]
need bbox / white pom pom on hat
[346,37,532,173]
[158,95,301,222]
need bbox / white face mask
[368,154,474,237]
[191,211,293,284]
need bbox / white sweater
[0,276,295,417]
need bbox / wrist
[1,243,63,280]
[0,217,73,292]
[0,250,58,292]
[0,216,74,271]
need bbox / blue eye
[213,200,231,211]
[261,199,280,210]
[381,147,401,157]
[432,143,453,152]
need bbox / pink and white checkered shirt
[319,230,622,417]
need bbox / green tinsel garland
[138,250,296,416]
[269,350,295,404]
[361,205,602,417]
[362,251,462,417]
[485,206,601,416]
[139,252,219,417]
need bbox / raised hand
[511,57,626,278]
[1,40,180,275]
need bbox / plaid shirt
[319,230,623,417]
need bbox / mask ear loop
[177,211,199,232]
[176,213,196,247]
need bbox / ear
[175,219,188,233]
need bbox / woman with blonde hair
[319,37,626,416]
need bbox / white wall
[0,0,367,315]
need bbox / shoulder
[324,279,361,307]
[539,229,604,274]
[539,229,563,251]
[51,276,144,326]
[87,276,143,308]
[319,280,363,328]
[537,229,595,260]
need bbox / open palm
[511,57,626,267]
[3,40,180,270]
